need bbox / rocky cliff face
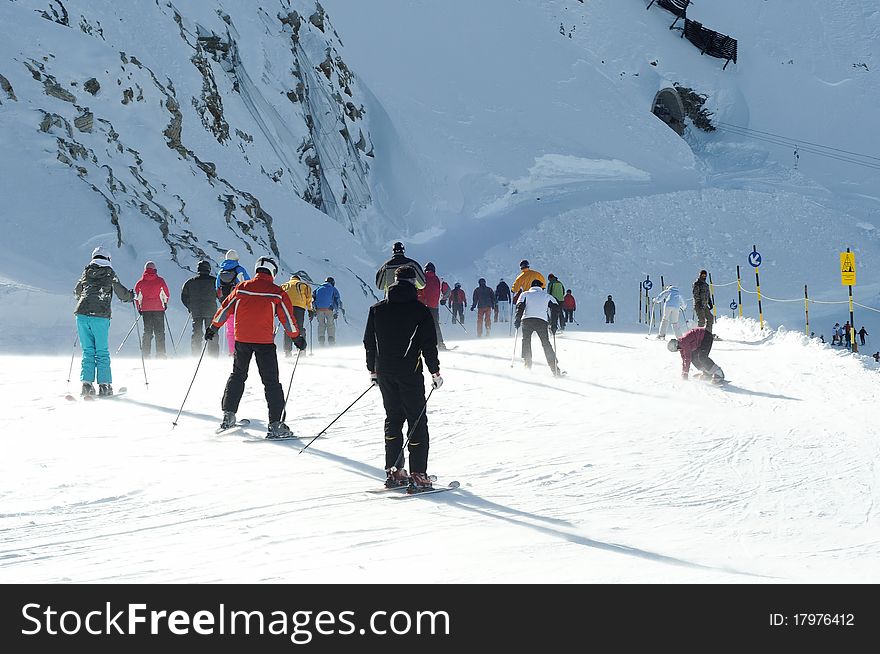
[0,0,378,297]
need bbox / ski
[438,345,458,351]
[366,475,438,494]
[386,480,460,498]
[81,387,128,401]
[215,418,251,434]
[242,434,301,443]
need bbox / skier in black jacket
[375,242,426,294]
[495,278,512,323]
[181,260,219,356]
[364,265,442,492]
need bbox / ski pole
[66,332,78,383]
[132,303,149,388]
[444,303,468,333]
[115,314,141,354]
[176,313,190,354]
[299,384,375,453]
[171,339,208,428]
[280,348,302,423]
[510,327,520,367]
[389,387,435,470]
[309,316,314,356]
[164,311,177,355]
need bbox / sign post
[729,301,737,318]
[841,248,857,352]
[748,246,763,330]
[804,285,810,336]
[736,265,743,318]
[642,277,653,325]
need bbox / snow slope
[2,319,879,583]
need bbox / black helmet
[454,282,461,288]
[197,260,211,274]
[425,261,435,272]
[607,295,612,300]
[519,259,529,268]
[326,276,335,285]
[392,241,405,254]
[530,279,543,288]
[478,277,486,285]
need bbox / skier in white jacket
[652,285,688,340]
[514,279,560,376]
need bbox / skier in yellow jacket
[280,272,314,358]
[511,259,546,303]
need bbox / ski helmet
[519,259,529,269]
[392,241,405,254]
[425,262,436,272]
[91,246,111,261]
[254,255,278,277]
[326,276,335,285]
[225,249,239,261]
[144,261,157,271]
[667,339,679,352]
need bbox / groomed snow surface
[2,317,879,583]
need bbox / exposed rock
[74,110,94,133]
[45,81,76,103]
[0,74,16,101]
[122,88,133,104]
[39,0,69,26]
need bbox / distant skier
[471,277,496,337]
[206,256,305,438]
[280,272,313,358]
[843,321,852,349]
[375,242,426,294]
[449,283,467,325]
[363,265,442,492]
[603,295,615,324]
[832,322,841,346]
[134,261,170,358]
[417,262,447,350]
[73,246,134,397]
[216,250,250,355]
[546,274,566,333]
[859,326,868,346]
[495,278,512,323]
[511,260,545,303]
[692,270,714,333]
[652,285,687,340]
[180,260,219,357]
[313,277,342,345]
[562,289,576,325]
[514,279,560,376]
[667,326,724,383]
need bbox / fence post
[804,284,810,336]
[736,265,743,318]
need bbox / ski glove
[470,306,475,311]
[440,299,446,305]
[204,327,216,341]
[431,373,443,390]
[293,336,307,351]
[370,372,378,386]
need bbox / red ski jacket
[677,327,708,375]
[134,269,170,312]
[211,272,299,344]
[449,287,466,305]
[418,270,442,308]
[563,294,576,311]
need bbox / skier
[603,295,616,324]
[375,241,426,294]
[514,279,560,376]
[832,322,841,346]
[280,272,313,358]
[858,326,869,346]
[511,260,545,303]
[471,277,496,337]
[449,282,467,325]
[180,260,219,357]
[652,285,687,340]
[495,278,512,323]
[546,273,566,333]
[417,262,447,350]
[313,277,342,345]
[562,289,576,325]
[134,261,170,358]
[363,265,442,491]
[667,326,724,382]
[206,256,305,438]
[216,250,250,355]
[74,247,134,396]
[692,270,714,333]
[843,321,852,349]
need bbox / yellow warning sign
[840,251,856,286]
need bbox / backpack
[218,268,238,301]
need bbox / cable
[717,122,880,163]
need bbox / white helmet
[225,249,239,261]
[254,255,278,277]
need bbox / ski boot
[81,382,96,397]
[266,421,294,439]
[408,472,434,494]
[384,467,410,489]
[219,411,237,430]
[98,383,113,396]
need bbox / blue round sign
[748,250,762,268]
[642,279,653,291]
[729,301,738,310]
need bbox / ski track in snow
[2,317,879,583]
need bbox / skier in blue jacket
[313,277,343,345]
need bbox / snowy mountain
[2,0,880,587]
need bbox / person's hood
[84,264,116,279]
[478,280,487,287]
[388,281,418,303]
[140,268,159,281]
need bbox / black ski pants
[378,371,430,473]
[564,308,574,323]
[605,312,614,324]
[695,305,714,333]
[521,318,557,372]
[451,303,465,325]
[191,316,219,357]
[222,342,285,422]
[283,306,306,354]
[141,311,166,356]
[692,332,717,373]
[429,307,445,346]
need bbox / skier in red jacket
[417,262,447,349]
[562,290,576,325]
[134,261,170,358]
[667,327,724,382]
